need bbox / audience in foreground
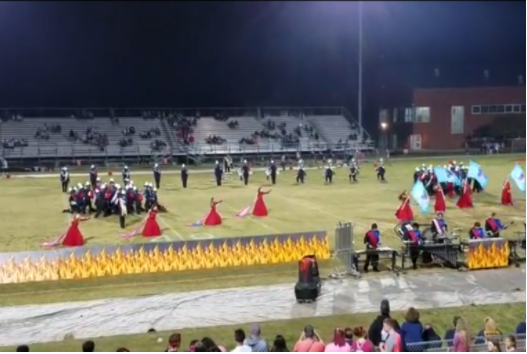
[12,299,526,352]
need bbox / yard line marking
[158,215,185,241]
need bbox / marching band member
[349,160,359,182]
[296,162,306,184]
[240,160,250,185]
[89,164,98,188]
[485,212,508,237]
[214,161,223,186]
[153,163,161,189]
[469,222,486,239]
[122,165,131,183]
[403,222,422,270]
[431,212,448,242]
[376,158,386,182]
[324,165,335,184]
[363,223,381,272]
[268,160,278,184]
[181,164,189,188]
[60,167,70,192]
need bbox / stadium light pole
[357,1,364,141]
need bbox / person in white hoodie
[232,329,252,352]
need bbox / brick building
[381,86,526,150]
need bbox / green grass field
[1,155,525,253]
[1,303,524,352]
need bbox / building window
[489,105,497,113]
[415,106,430,123]
[513,105,521,113]
[505,105,513,113]
[522,104,526,113]
[481,105,489,114]
[471,105,481,114]
[496,105,504,113]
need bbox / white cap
[109,178,114,182]
[124,165,128,169]
[154,163,159,168]
[182,164,186,168]
[91,164,95,169]
[153,187,157,192]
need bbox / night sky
[0,1,524,130]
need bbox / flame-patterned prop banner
[0,232,330,284]
[467,238,510,270]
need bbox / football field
[1,154,525,253]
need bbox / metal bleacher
[0,107,374,159]
[0,117,170,158]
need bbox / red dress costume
[434,185,446,214]
[395,192,414,222]
[142,208,162,237]
[204,199,222,226]
[252,187,270,217]
[62,216,86,247]
[456,180,473,209]
[501,180,513,206]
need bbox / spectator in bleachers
[452,317,471,352]
[2,138,28,149]
[293,325,325,352]
[122,127,136,136]
[400,307,424,352]
[227,120,239,129]
[215,113,229,122]
[139,127,161,139]
[505,335,517,352]
[244,324,268,352]
[324,328,351,352]
[368,299,400,347]
[206,135,226,145]
[151,139,167,151]
[119,138,134,147]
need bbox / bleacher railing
[1,140,376,159]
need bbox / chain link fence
[376,333,525,352]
